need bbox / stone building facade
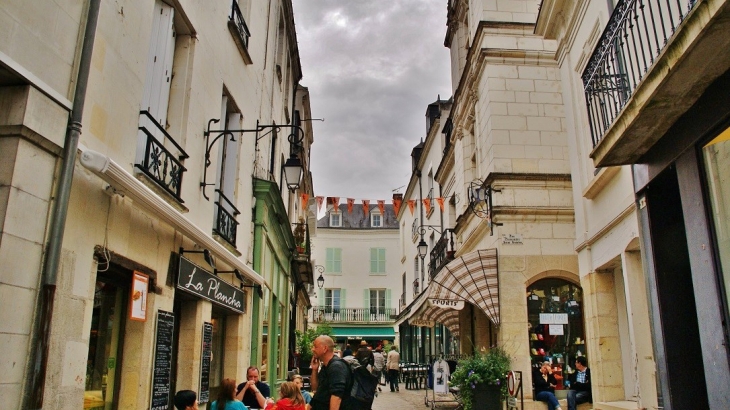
[0,0,315,408]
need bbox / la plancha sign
[177,256,245,314]
[428,298,465,310]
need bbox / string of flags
[305,195,448,216]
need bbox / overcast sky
[292,0,452,203]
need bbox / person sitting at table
[174,390,198,410]
[211,378,248,410]
[291,374,312,405]
[534,362,563,410]
[236,366,271,409]
[263,381,307,410]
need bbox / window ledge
[582,166,620,200]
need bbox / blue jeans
[387,369,399,391]
[566,390,590,410]
[535,391,561,410]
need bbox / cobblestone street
[371,386,460,410]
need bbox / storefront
[526,278,585,391]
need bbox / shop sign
[539,313,568,325]
[428,298,465,310]
[410,319,435,327]
[150,310,174,410]
[199,322,213,403]
[129,271,149,322]
[177,256,244,314]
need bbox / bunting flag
[436,197,445,212]
[393,198,402,215]
[362,199,370,216]
[301,193,309,211]
[316,196,325,212]
[347,198,355,214]
[377,200,385,215]
[329,197,340,212]
[423,198,432,215]
[407,200,416,216]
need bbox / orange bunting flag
[316,196,325,212]
[377,200,385,215]
[423,198,432,215]
[362,199,370,216]
[393,198,402,215]
[347,198,355,214]
[436,197,445,212]
[301,193,309,210]
[329,197,340,213]
[407,200,416,216]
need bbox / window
[370,248,386,273]
[371,212,382,227]
[330,212,341,227]
[369,289,388,319]
[326,248,342,273]
[325,289,341,313]
[213,94,242,246]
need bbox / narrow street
[371,386,460,410]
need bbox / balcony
[411,217,419,240]
[213,189,240,247]
[228,0,252,64]
[136,111,189,202]
[429,229,455,279]
[311,307,398,324]
[582,0,730,166]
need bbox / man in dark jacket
[567,356,592,410]
[355,340,374,368]
[310,335,351,410]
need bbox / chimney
[393,193,403,202]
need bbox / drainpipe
[24,0,101,408]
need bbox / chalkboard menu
[150,310,175,410]
[199,322,213,403]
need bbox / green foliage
[295,323,335,365]
[450,348,511,410]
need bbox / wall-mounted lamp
[179,247,216,270]
[417,239,429,260]
[201,119,305,199]
[240,283,264,298]
[315,265,325,289]
[214,268,244,283]
[467,179,503,235]
[415,225,442,260]
[283,155,303,190]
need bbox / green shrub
[449,347,511,410]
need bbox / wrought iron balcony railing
[582,0,697,147]
[229,1,251,49]
[136,111,189,202]
[311,307,398,323]
[214,189,240,247]
[429,228,456,279]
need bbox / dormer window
[330,212,342,227]
[371,212,382,228]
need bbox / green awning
[331,326,396,340]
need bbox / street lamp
[417,239,429,260]
[467,179,502,235]
[283,155,303,190]
[315,265,325,289]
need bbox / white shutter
[221,112,241,203]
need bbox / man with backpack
[310,335,351,410]
[354,340,374,369]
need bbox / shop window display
[527,278,585,390]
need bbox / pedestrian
[566,357,592,410]
[355,340,374,369]
[342,344,353,358]
[309,335,351,410]
[174,390,198,410]
[372,346,385,391]
[385,345,400,392]
[236,366,271,409]
[211,378,248,410]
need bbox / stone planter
[472,383,502,410]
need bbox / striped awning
[404,248,499,332]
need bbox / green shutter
[370,248,376,272]
[379,248,386,273]
[385,289,392,313]
[340,289,346,310]
[364,289,370,309]
[326,248,332,272]
[335,248,342,272]
[318,288,324,307]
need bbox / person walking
[355,340,374,369]
[372,346,385,392]
[309,335,351,410]
[385,345,400,392]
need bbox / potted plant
[450,347,511,410]
[293,216,307,254]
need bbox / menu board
[150,310,175,410]
[199,322,213,403]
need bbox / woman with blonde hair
[211,378,248,410]
[264,381,306,410]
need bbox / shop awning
[398,248,500,332]
[331,326,396,339]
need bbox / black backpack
[342,357,379,409]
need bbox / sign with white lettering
[428,298,465,310]
[177,256,244,314]
[549,324,564,335]
[540,313,568,325]
[410,319,435,327]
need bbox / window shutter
[385,289,392,314]
[318,288,323,307]
[364,289,370,309]
[379,248,386,273]
[340,289,346,310]
[370,248,377,273]
[335,248,342,273]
